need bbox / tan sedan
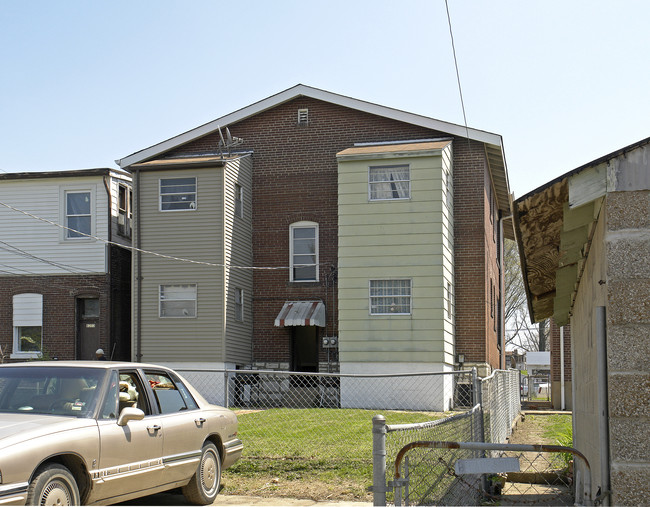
[0,361,242,505]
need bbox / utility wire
[0,200,290,271]
[444,0,472,145]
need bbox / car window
[99,371,119,419]
[145,371,198,414]
[117,371,150,416]
[0,366,102,417]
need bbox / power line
[444,0,471,144]
[0,200,291,272]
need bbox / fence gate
[390,441,592,506]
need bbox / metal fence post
[224,370,230,408]
[372,415,387,507]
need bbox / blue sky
[1,0,648,198]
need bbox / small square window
[369,165,410,200]
[160,178,197,211]
[370,279,412,315]
[159,285,197,318]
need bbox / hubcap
[40,480,72,506]
[200,449,219,494]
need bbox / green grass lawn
[221,408,447,500]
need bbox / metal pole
[560,326,566,410]
[596,306,610,505]
[224,370,230,408]
[372,415,387,507]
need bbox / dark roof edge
[0,168,128,181]
[516,135,650,204]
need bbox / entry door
[77,297,100,360]
[291,326,319,373]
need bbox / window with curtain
[369,165,410,200]
[369,279,412,315]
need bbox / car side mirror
[117,407,145,426]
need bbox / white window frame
[368,165,411,201]
[159,177,197,212]
[61,188,94,240]
[289,221,319,282]
[159,284,197,318]
[11,293,43,359]
[234,183,243,219]
[369,279,412,315]
[234,287,244,322]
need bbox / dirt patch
[508,412,571,445]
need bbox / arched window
[289,221,318,282]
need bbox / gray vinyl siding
[223,155,253,364]
[135,167,225,363]
[0,175,116,275]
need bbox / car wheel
[27,463,80,506]
[182,442,221,505]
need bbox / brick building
[117,85,511,406]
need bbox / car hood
[0,413,96,447]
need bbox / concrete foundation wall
[340,362,454,411]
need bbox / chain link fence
[176,368,475,413]
[481,369,521,445]
[373,369,523,506]
[175,368,476,464]
[390,441,591,506]
[176,367,526,504]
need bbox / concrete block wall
[605,189,650,504]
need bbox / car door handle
[147,424,161,431]
[195,417,206,425]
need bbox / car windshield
[0,366,105,418]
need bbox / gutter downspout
[596,306,610,504]
[560,326,566,410]
[103,176,113,360]
[135,168,142,362]
[497,213,509,370]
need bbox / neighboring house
[549,319,571,410]
[116,84,512,410]
[513,137,650,504]
[505,349,526,370]
[0,169,133,361]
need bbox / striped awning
[274,301,325,327]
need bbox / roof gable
[117,84,504,168]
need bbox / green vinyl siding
[337,143,454,365]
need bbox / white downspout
[560,326,566,410]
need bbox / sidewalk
[122,492,372,506]
[215,496,372,506]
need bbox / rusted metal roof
[274,301,326,327]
